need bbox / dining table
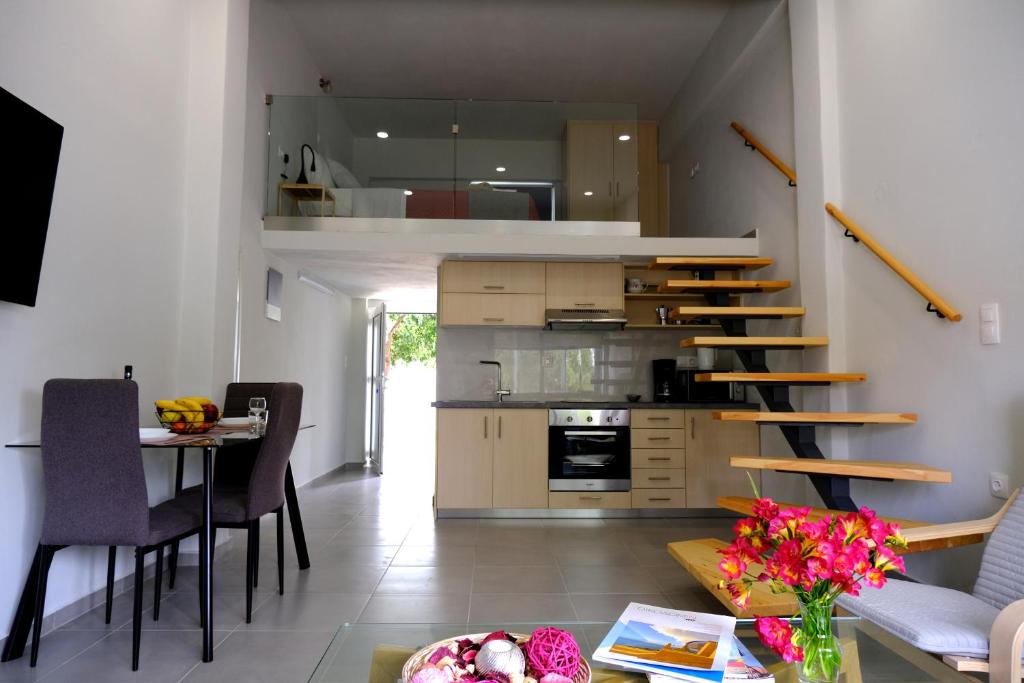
[2,423,315,664]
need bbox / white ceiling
[273,0,734,120]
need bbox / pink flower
[719,553,746,580]
[755,617,804,663]
[752,497,780,521]
[733,517,758,537]
[410,667,451,683]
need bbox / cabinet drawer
[631,449,684,469]
[631,489,686,508]
[631,409,685,429]
[548,491,631,509]
[442,261,545,294]
[440,293,545,327]
[631,468,685,488]
[631,428,684,449]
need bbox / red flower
[755,617,804,663]
[752,497,780,521]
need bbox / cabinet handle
[608,181,612,196]
[648,456,671,461]
[647,436,671,441]
[616,180,620,197]
[574,303,595,307]
[482,317,505,322]
[691,416,696,436]
[648,477,671,481]
[648,497,671,502]
[498,415,502,439]
[483,285,505,290]
[646,416,670,421]
[484,416,488,439]
[579,495,603,501]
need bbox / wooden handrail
[825,202,963,322]
[730,121,797,187]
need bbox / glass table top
[308,618,971,683]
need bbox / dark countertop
[431,400,760,410]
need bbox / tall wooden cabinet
[685,409,761,507]
[436,408,548,509]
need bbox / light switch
[980,303,1000,345]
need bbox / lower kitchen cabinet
[631,489,686,509]
[548,491,631,509]
[436,408,548,509]
[492,409,548,508]
[685,409,761,507]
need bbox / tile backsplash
[436,328,738,401]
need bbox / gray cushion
[974,493,1024,610]
[838,579,999,657]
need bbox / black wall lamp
[296,143,314,184]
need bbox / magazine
[593,603,737,682]
[648,637,774,682]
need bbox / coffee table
[308,617,971,682]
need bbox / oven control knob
[586,416,593,422]
[566,416,573,423]
[606,416,613,423]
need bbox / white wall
[661,2,808,502]
[832,0,1024,589]
[0,0,192,634]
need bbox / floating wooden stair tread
[670,306,805,320]
[667,538,797,618]
[717,496,984,555]
[648,256,774,271]
[730,457,952,483]
[657,280,790,294]
[714,411,917,425]
[696,372,866,385]
[681,336,828,350]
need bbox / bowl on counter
[626,394,641,402]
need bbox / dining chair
[35,379,202,671]
[170,382,303,623]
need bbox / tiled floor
[0,470,732,682]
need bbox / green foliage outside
[386,313,437,370]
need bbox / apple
[203,403,219,422]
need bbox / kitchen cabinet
[565,121,616,221]
[441,261,545,294]
[544,262,624,312]
[549,491,631,510]
[631,408,686,509]
[435,409,548,510]
[436,409,493,509]
[492,410,549,508]
[685,409,761,508]
[439,293,545,327]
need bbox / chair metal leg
[245,522,255,624]
[29,545,55,668]
[167,541,179,590]
[131,548,144,671]
[252,523,260,589]
[105,546,116,625]
[168,447,185,589]
[276,507,284,596]
[152,546,164,621]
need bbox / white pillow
[326,157,361,189]
[298,147,330,186]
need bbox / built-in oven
[548,409,630,492]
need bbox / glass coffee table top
[309,618,971,683]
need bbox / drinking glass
[248,397,267,435]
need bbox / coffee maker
[652,359,678,402]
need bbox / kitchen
[431,258,764,516]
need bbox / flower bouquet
[403,628,590,683]
[717,494,907,683]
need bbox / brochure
[648,637,774,682]
[593,603,737,682]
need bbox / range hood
[545,308,628,331]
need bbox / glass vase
[797,599,842,683]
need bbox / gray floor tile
[246,593,371,631]
[374,566,474,595]
[314,544,399,568]
[178,630,334,683]
[140,588,271,630]
[328,527,411,546]
[474,542,556,566]
[471,565,567,594]
[468,593,577,622]
[391,544,476,567]
[554,543,641,567]
[646,564,701,593]
[561,565,661,593]
[569,593,669,621]
[357,595,470,624]
[0,630,109,682]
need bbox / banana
[177,399,205,422]
[178,396,213,406]
[155,399,180,410]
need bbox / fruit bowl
[155,409,220,434]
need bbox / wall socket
[990,471,1010,499]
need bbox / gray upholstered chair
[36,379,202,670]
[170,382,303,623]
[838,489,1024,676]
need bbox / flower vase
[797,599,842,683]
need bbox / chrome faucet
[479,360,511,402]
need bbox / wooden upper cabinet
[565,121,615,221]
[492,409,549,508]
[441,261,545,294]
[685,409,761,508]
[545,262,624,311]
[436,409,493,509]
[612,122,639,222]
[439,293,545,327]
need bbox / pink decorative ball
[524,627,581,678]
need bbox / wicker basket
[401,632,592,683]
[155,409,220,434]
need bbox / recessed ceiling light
[618,134,631,141]
[376,131,389,139]
[584,191,594,196]
[404,190,413,196]
[495,166,506,172]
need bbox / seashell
[476,638,526,676]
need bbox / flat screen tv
[1,87,63,307]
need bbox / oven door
[548,426,631,491]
